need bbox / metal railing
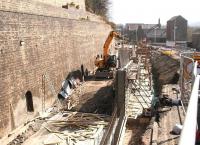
[179,61,200,145]
[180,53,195,111]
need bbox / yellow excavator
[94,31,121,78]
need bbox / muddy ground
[123,118,151,145]
[70,79,114,115]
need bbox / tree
[85,0,110,19]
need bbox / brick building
[192,33,200,51]
[167,15,188,41]
[125,23,155,42]
[124,20,166,43]
[146,28,166,43]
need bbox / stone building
[167,15,188,41]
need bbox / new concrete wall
[0,0,111,137]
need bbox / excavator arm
[94,30,121,72]
[103,31,120,62]
[94,31,121,78]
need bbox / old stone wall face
[0,1,111,137]
[35,0,86,10]
[0,0,103,22]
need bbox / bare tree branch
[85,0,110,20]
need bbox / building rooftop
[125,23,156,31]
[168,15,187,22]
[146,28,166,38]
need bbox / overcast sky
[110,0,200,26]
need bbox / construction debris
[4,111,110,145]
[58,77,81,100]
[22,111,110,145]
[159,95,181,107]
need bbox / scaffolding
[125,46,153,119]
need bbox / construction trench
[0,44,183,145]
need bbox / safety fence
[179,52,200,145]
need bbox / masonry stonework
[35,0,86,10]
[0,0,103,22]
[0,1,111,137]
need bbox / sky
[110,0,200,26]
